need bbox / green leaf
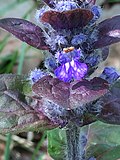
[47,128,66,160]
[99,145,120,160]
[0,74,31,94]
[0,34,10,53]
[85,121,120,159]
[87,144,111,159]
[0,50,18,74]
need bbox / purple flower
[29,68,47,84]
[55,1,78,11]
[54,60,87,82]
[100,67,120,84]
[54,48,87,81]
[91,5,102,21]
[71,33,87,46]
[55,48,81,63]
[45,56,57,72]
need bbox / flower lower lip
[54,60,88,82]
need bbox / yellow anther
[63,46,75,53]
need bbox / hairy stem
[66,125,87,160]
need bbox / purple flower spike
[55,1,78,11]
[29,68,47,84]
[54,60,87,82]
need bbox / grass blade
[32,132,47,160]
[4,134,12,160]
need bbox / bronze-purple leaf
[33,76,109,110]
[0,18,49,50]
[41,8,94,30]
[93,15,120,48]
[70,78,109,109]
[95,80,120,125]
[72,77,108,91]
[32,75,70,109]
[95,93,120,125]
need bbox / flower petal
[71,60,88,80]
[55,62,72,82]
[0,18,49,50]
[54,60,87,82]
[41,8,93,30]
[93,15,120,48]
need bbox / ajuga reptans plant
[0,0,120,160]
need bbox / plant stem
[66,125,87,160]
